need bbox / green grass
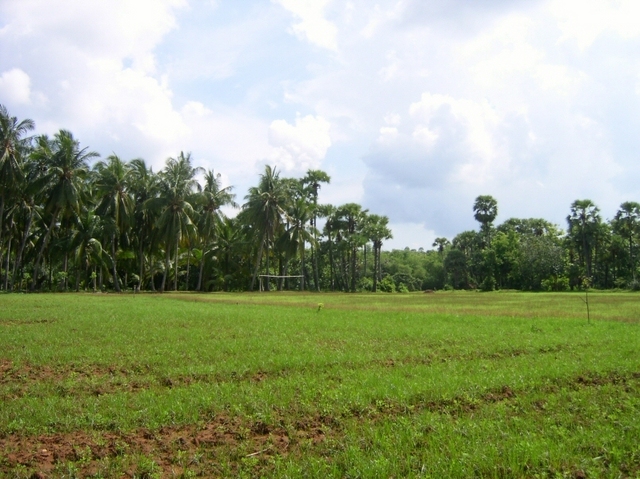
[0,291,639,478]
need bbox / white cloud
[0,68,32,105]
[268,114,332,172]
[550,0,640,50]
[3,0,640,249]
[274,0,339,50]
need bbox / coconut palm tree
[194,169,236,291]
[10,154,43,290]
[282,197,316,290]
[146,152,201,292]
[69,210,104,291]
[31,130,97,290]
[93,155,134,292]
[243,165,287,291]
[0,105,35,273]
[128,158,158,290]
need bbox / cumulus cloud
[3,0,640,249]
[0,68,32,105]
[274,0,338,50]
[267,114,332,172]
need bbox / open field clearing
[0,291,639,478]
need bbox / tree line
[375,195,640,292]
[2,105,638,293]
[0,105,393,293]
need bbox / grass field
[0,291,639,478]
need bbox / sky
[2,0,640,250]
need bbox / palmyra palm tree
[365,214,392,292]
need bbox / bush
[541,275,570,292]
[480,275,496,292]
[397,283,410,293]
[379,276,396,293]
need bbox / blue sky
[2,0,640,249]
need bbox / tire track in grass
[1,371,638,478]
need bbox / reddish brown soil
[0,413,329,478]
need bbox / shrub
[541,275,570,292]
[379,276,396,293]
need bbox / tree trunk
[161,245,170,292]
[4,233,12,291]
[350,245,357,292]
[197,251,205,292]
[265,236,271,292]
[63,252,68,291]
[32,211,59,291]
[250,239,264,291]
[174,234,179,291]
[186,245,191,291]
[13,209,33,290]
[138,239,145,291]
[373,244,378,293]
[300,247,305,291]
[111,234,121,292]
[0,195,5,264]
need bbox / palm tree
[69,210,104,291]
[31,131,97,290]
[243,165,287,291]
[567,199,601,279]
[195,169,236,291]
[283,197,316,290]
[146,152,201,292]
[93,155,134,292]
[473,195,498,246]
[301,169,330,291]
[129,159,158,290]
[8,154,42,290]
[365,214,392,292]
[335,203,368,292]
[613,201,640,281]
[0,105,35,273]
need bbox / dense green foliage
[0,106,392,293]
[0,292,639,477]
[2,104,639,293]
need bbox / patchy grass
[0,291,639,477]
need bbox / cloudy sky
[2,0,640,249]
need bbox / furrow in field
[1,371,638,478]
[0,341,581,400]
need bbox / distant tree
[612,201,640,281]
[146,152,201,292]
[473,195,498,243]
[365,214,392,292]
[301,169,330,291]
[93,155,134,292]
[0,105,35,274]
[567,199,601,279]
[31,130,97,290]
[243,165,287,291]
